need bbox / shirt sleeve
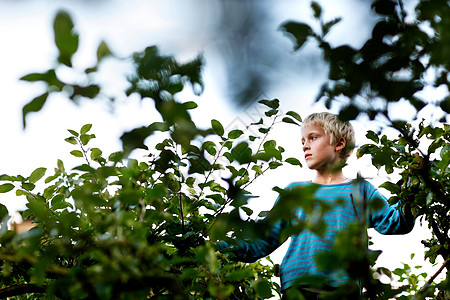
[368,187,415,235]
[217,219,286,263]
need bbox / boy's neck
[313,171,347,185]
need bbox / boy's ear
[335,138,346,152]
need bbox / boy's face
[301,124,343,172]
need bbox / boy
[218,112,415,299]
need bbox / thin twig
[412,257,450,300]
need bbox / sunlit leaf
[90,148,102,160]
[285,157,302,166]
[29,168,47,184]
[211,119,224,136]
[70,150,84,158]
[80,134,95,146]
[0,183,14,193]
[65,137,78,145]
[80,124,92,135]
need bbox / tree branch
[0,284,45,298]
[413,257,450,300]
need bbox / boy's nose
[303,144,310,152]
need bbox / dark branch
[0,284,45,298]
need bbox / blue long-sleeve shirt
[218,180,415,291]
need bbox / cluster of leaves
[20,11,112,129]
[281,0,449,298]
[281,0,449,120]
[0,10,307,299]
[1,0,449,298]
[358,122,449,298]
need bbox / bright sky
[0,0,444,291]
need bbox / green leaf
[70,150,84,158]
[53,10,79,67]
[0,204,8,220]
[16,189,28,196]
[57,159,65,172]
[80,134,95,146]
[29,167,47,184]
[96,40,112,63]
[90,148,102,159]
[64,137,78,145]
[22,93,49,128]
[20,69,64,90]
[371,0,397,16]
[51,194,70,210]
[0,175,15,181]
[228,129,243,139]
[22,183,36,191]
[265,109,278,117]
[71,84,100,99]
[286,111,302,122]
[68,129,79,136]
[211,119,224,136]
[339,104,359,121]
[439,96,450,113]
[282,117,299,125]
[241,206,253,216]
[269,161,283,169]
[108,152,124,163]
[120,126,154,156]
[255,279,273,299]
[80,124,92,135]
[203,141,217,156]
[311,1,322,19]
[149,122,170,132]
[322,18,342,36]
[280,21,313,51]
[73,164,95,173]
[380,181,400,194]
[250,118,264,126]
[225,269,254,281]
[0,183,14,193]
[231,142,253,164]
[258,99,280,109]
[186,177,195,188]
[366,130,380,143]
[285,157,302,166]
[183,101,198,110]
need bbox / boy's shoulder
[284,181,312,190]
[285,179,378,191]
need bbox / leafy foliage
[0,10,306,299]
[1,0,449,299]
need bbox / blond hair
[302,112,355,160]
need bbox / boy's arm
[369,189,415,235]
[217,219,286,263]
